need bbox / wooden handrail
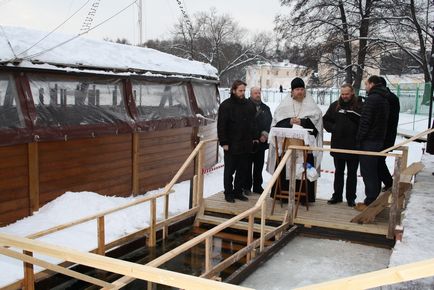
[0,233,252,290]
[295,258,434,290]
[288,145,401,157]
[382,128,434,153]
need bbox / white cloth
[271,92,324,169]
[266,127,318,181]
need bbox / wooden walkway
[204,192,389,236]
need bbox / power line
[0,24,18,59]
[14,0,92,58]
[19,0,138,61]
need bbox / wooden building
[0,26,220,226]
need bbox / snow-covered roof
[0,26,218,79]
[248,61,307,69]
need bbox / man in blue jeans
[355,75,390,211]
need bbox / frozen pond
[241,236,391,289]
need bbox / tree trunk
[353,0,372,91]
[338,1,353,84]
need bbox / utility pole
[137,0,143,46]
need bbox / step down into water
[197,215,277,234]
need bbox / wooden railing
[0,233,251,290]
[2,128,433,289]
[295,257,434,290]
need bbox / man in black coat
[378,76,400,191]
[355,75,390,210]
[323,84,363,207]
[244,87,272,194]
[217,80,256,203]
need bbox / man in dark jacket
[244,87,272,194]
[323,84,363,207]
[355,75,390,210]
[378,76,400,191]
[217,80,256,203]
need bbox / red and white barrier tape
[202,164,362,177]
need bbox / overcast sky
[0,0,284,44]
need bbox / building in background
[245,60,310,90]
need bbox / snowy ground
[0,102,432,288]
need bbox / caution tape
[202,164,362,177]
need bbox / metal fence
[219,83,433,115]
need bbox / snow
[0,98,433,288]
[0,26,218,79]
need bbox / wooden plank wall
[198,122,218,170]
[0,124,218,226]
[38,134,133,205]
[138,127,195,193]
[0,145,29,226]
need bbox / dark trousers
[332,157,359,202]
[245,149,266,192]
[359,141,383,205]
[378,156,393,188]
[223,152,249,197]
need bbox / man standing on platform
[378,76,400,192]
[323,84,363,207]
[355,75,390,211]
[244,87,272,195]
[218,80,256,203]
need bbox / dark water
[37,226,245,290]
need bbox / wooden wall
[0,145,29,226]
[138,127,195,192]
[38,134,133,206]
[0,124,218,226]
[198,122,219,170]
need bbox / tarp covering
[0,26,218,79]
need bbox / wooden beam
[27,142,39,214]
[288,145,401,157]
[400,162,424,183]
[388,157,401,239]
[197,215,275,234]
[23,250,35,290]
[148,198,156,247]
[0,233,252,290]
[0,247,113,288]
[295,258,434,290]
[351,183,411,225]
[205,236,212,273]
[381,128,434,153]
[288,149,297,223]
[97,216,105,255]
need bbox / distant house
[245,61,310,90]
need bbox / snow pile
[0,26,218,78]
[387,153,434,289]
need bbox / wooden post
[288,149,297,224]
[28,143,40,214]
[23,250,35,290]
[192,175,198,207]
[148,198,157,247]
[205,236,212,273]
[246,213,254,262]
[197,144,205,206]
[400,146,408,172]
[97,216,105,255]
[388,156,402,239]
[163,192,169,239]
[132,133,140,195]
[260,203,266,252]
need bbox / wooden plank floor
[204,192,389,236]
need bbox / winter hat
[291,77,305,90]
